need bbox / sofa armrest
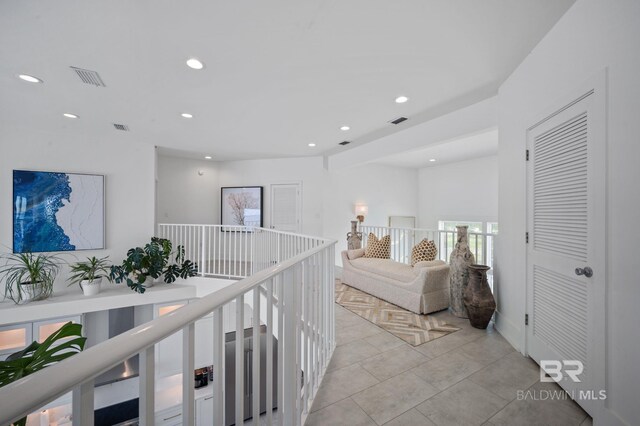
[346,248,365,260]
[413,264,450,292]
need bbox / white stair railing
[0,226,336,426]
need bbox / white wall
[0,125,155,294]
[324,163,419,263]
[217,156,327,237]
[417,155,498,230]
[496,0,640,424]
[156,155,220,224]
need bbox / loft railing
[359,225,497,286]
[0,226,336,426]
[157,224,327,279]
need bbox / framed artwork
[221,186,263,228]
[13,170,105,253]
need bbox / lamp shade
[354,204,368,216]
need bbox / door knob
[575,266,593,278]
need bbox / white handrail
[0,228,337,426]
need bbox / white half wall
[156,155,220,224]
[0,125,155,294]
[496,0,640,424]
[417,155,498,230]
[324,163,419,264]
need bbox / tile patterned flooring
[306,304,593,426]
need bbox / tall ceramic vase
[463,265,496,329]
[346,220,363,250]
[449,226,475,318]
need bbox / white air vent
[113,123,130,131]
[70,66,106,87]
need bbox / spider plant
[67,256,111,294]
[0,252,62,304]
[0,322,86,426]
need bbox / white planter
[81,278,102,296]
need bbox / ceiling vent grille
[389,116,408,125]
[70,66,106,87]
[113,123,130,131]
[339,141,351,146]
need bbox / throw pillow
[364,233,391,259]
[411,239,438,265]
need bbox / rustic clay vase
[449,226,475,318]
[463,264,496,329]
[346,220,363,250]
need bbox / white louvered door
[526,78,606,417]
[270,183,301,232]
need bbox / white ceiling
[0,0,574,161]
[373,128,498,168]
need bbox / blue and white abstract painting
[13,170,105,253]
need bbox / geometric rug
[336,280,460,346]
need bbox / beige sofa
[341,248,450,314]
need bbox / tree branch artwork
[227,192,258,225]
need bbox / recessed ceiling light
[186,58,204,70]
[340,126,350,131]
[395,96,409,104]
[429,158,437,162]
[181,113,193,118]
[308,143,316,147]
[18,74,43,83]
[63,113,79,119]
[204,156,212,160]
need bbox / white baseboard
[494,310,524,353]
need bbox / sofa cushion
[364,233,391,259]
[350,258,415,282]
[411,239,438,265]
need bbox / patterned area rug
[335,280,460,346]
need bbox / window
[437,220,498,268]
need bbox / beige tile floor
[306,304,593,426]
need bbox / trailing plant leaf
[0,322,86,426]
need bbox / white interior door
[526,76,606,416]
[270,183,301,232]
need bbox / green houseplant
[0,322,86,426]
[0,252,62,304]
[67,256,112,296]
[110,237,197,294]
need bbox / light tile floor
[306,304,593,426]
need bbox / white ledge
[0,282,197,325]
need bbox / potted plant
[0,252,62,304]
[0,322,86,426]
[67,256,111,296]
[110,237,197,294]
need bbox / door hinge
[526,232,529,243]
[525,314,529,326]
[526,149,530,161]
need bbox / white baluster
[139,346,155,426]
[72,379,94,426]
[213,307,224,425]
[182,323,195,426]
[235,295,245,426]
